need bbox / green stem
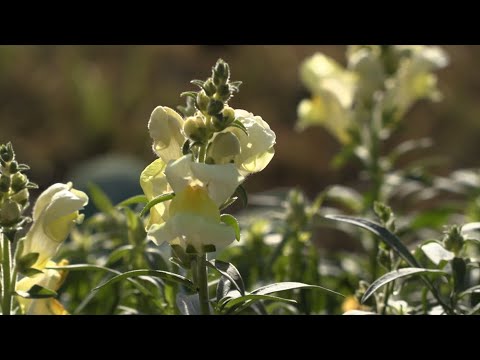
[196,253,210,315]
[381,282,392,315]
[364,103,383,282]
[2,235,12,315]
[198,144,207,164]
[10,266,17,300]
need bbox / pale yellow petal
[148,106,185,163]
[22,183,88,269]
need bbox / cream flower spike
[22,182,88,270]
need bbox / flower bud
[11,188,29,206]
[211,114,226,132]
[207,99,224,116]
[216,84,230,101]
[203,79,216,96]
[443,225,464,255]
[213,60,229,86]
[183,116,208,142]
[0,143,14,162]
[11,173,28,193]
[222,106,235,126]
[9,161,18,174]
[0,199,22,226]
[196,90,210,112]
[0,175,10,192]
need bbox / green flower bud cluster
[178,59,246,163]
[442,225,464,256]
[0,142,37,239]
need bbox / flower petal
[148,106,185,163]
[230,110,276,175]
[149,213,235,252]
[165,155,243,207]
[140,159,171,224]
[23,183,88,269]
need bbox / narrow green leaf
[48,264,115,272]
[106,245,134,265]
[16,285,57,299]
[26,182,39,189]
[176,293,201,315]
[116,195,147,208]
[229,81,242,92]
[180,91,198,99]
[224,294,297,311]
[228,120,248,136]
[190,79,205,89]
[324,215,420,267]
[459,285,480,299]
[362,268,446,303]
[88,182,114,214]
[252,281,344,297]
[94,269,195,292]
[17,164,31,171]
[220,214,240,241]
[208,259,245,295]
[46,264,153,298]
[140,192,175,217]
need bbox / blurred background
[0,45,479,206]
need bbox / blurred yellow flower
[385,45,449,119]
[296,53,356,144]
[16,182,87,315]
[341,295,372,313]
[22,182,88,269]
